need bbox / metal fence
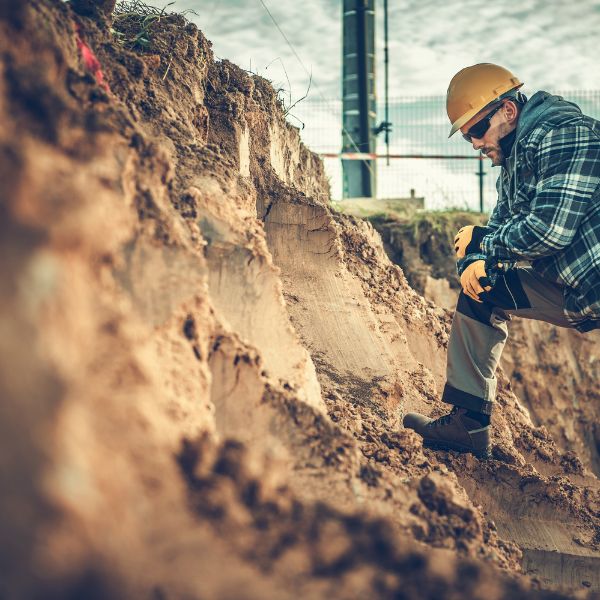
[292,91,600,212]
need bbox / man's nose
[472,138,484,151]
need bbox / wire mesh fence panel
[294,90,600,212]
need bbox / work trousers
[442,266,574,415]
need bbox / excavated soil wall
[1,2,598,598]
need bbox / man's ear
[503,100,519,125]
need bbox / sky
[146,0,600,202]
[173,0,600,100]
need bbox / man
[403,63,600,459]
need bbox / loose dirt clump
[175,434,573,600]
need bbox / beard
[482,145,504,166]
[484,122,516,166]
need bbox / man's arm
[481,125,600,260]
[485,175,509,232]
[455,177,506,282]
[454,176,506,258]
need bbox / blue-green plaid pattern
[479,95,600,331]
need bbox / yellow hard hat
[446,63,524,138]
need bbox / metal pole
[356,0,372,197]
[383,0,389,166]
[478,153,485,212]
[342,0,376,198]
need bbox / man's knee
[456,291,495,325]
[456,269,531,324]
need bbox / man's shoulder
[520,92,600,150]
[520,116,600,156]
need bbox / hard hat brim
[448,107,481,138]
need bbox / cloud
[174,0,340,102]
[172,0,600,99]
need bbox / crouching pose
[404,63,600,459]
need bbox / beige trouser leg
[443,267,572,415]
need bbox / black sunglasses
[462,103,504,143]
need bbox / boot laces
[427,406,460,428]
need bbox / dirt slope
[0,2,598,598]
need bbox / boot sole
[423,439,491,460]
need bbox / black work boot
[403,406,491,459]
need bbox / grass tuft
[112,0,196,52]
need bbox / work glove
[454,225,491,258]
[460,259,492,302]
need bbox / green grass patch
[112,0,196,51]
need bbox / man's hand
[460,260,491,302]
[454,225,475,258]
[454,225,491,258]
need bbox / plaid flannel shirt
[464,92,600,331]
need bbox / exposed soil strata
[1,2,598,598]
